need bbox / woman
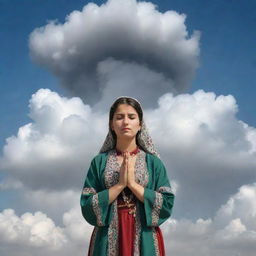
[80,96,175,256]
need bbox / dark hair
[109,97,143,148]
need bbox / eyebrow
[115,113,137,115]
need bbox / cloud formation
[1,88,256,255]
[0,206,92,256]
[0,88,108,191]
[165,183,256,256]
[1,183,256,255]
[1,0,254,255]
[1,88,256,220]
[29,0,200,107]
[146,90,256,217]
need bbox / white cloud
[215,183,256,230]
[163,183,256,256]
[1,88,256,220]
[29,0,200,106]
[62,206,93,244]
[144,90,256,217]
[1,184,256,255]
[22,188,80,223]
[0,205,92,256]
[0,88,108,191]
[0,209,67,249]
[1,1,254,255]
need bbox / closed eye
[115,114,136,119]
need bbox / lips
[122,128,131,131]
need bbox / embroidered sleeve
[82,187,96,195]
[92,194,103,226]
[158,186,174,194]
[81,187,104,226]
[80,156,113,227]
[143,157,175,227]
[151,192,163,226]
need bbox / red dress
[117,188,165,256]
[88,188,166,255]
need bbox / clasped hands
[118,152,137,189]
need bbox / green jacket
[80,151,175,256]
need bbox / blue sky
[1,0,256,149]
[0,1,256,255]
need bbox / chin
[118,134,135,139]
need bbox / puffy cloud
[0,209,67,251]
[62,206,93,244]
[1,184,256,256]
[0,88,108,191]
[2,1,255,255]
[1,88,256,220]
[22,189,80,222]
[29,0,200,107]
[0,206,92,256]
[145,90,256,217]
[92,58,176,110]
[215,183,256,230]
[163,183,256,256]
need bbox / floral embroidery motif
[92,193,103,226]
[108,200,119,256]
[134,150,149,187]
[104,149,150,255]
[158,186,173,194]
[88,227,98,256]
[134,200,142,256]
[152,227,160,256]
[152,192,163,226]
[104,149,120,188]
[82,187,96,195]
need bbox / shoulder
[146,152,165,171]
[92,152,108,162]
[90,151,109,169]
[145,151,169,177]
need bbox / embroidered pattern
[103,149,150,255]
[82,187,96,195]
[152,227,160,256]
[99,120,161,158]
[92,193,104,226]
[158,186,173,194]
[103,149,148,188]
[88,227,98,256]
[134,150,149,187]
[152,192,163,226]
[104,149,120,188]
[133,200,142,256]
[107,200,119,256]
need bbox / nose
[123,115,129,124]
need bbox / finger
[124,152,128,163]
[122,153,127,170]
[123,153,128,166]
[125,153,129,170]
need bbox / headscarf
[99,96,160,158]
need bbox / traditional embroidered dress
[80,96,175,255]
[80,148,175,255]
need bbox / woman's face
[110,104,141,141]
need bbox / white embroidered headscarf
[99,96,160,158]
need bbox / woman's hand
[118,152,128,188]
[126,153,144,202]
[127,153,136,188]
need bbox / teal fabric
[80,153,114,227]
[80,151,175,255]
